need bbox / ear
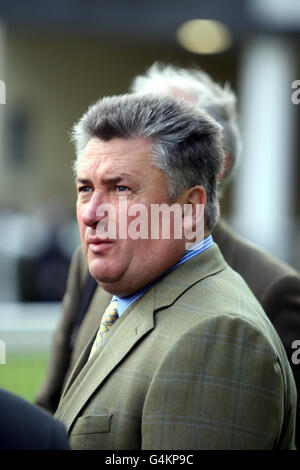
[185,185,207,208]
[218,152,231,182]
[178,186,208,244]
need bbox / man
[54,93,296,449]
[36,63,300,447]
[0,388,70,450]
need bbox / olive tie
[89,300,119,359]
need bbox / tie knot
[103,300,118,323]
[89,300,119,360]
[98,300,119,341]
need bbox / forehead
[77,136,154,176]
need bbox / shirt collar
[113,234,214,316]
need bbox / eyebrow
[76,178,91,184]
[101,175,124,185]
[76,174,133,185]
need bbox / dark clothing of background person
[0,388,70,450]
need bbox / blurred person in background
[36,63,300,446]
[16,198,72,302]
[0,388,70,450]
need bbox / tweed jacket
[35,219,300,425]
[54,244,296,450]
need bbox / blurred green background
[0,354,48,402]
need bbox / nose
[80,191,107,228]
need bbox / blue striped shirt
[111,235,214,317]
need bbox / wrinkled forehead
[76,136,155,176]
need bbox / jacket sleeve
[35,246,88,413]
[141,314,296,450]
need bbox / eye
[115,185,129,193]
[78,185,92,194]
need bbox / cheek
[76,200,85,223]
[76,206,86,239]
[76,207,82,229]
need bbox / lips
[87,237,115,254]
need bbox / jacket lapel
[61,288,112,393]
[55,286,155,432]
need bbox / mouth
[87,238,115,254]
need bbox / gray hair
[72,93,224,231]
[130,62,241,184]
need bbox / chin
[88,258,122,284]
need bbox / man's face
[76,136,186,296]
